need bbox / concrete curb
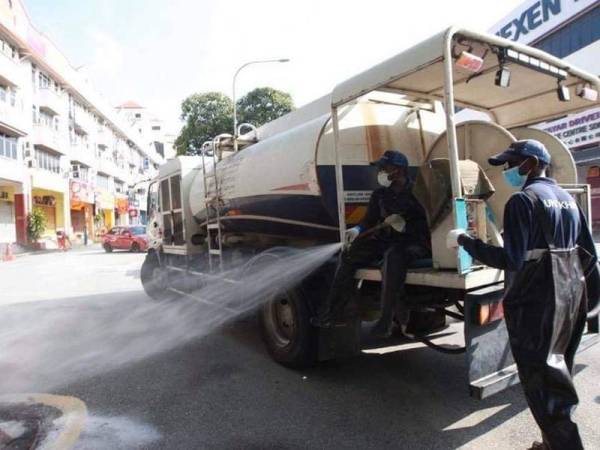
[0,393,87,450]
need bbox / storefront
[31,187,66,244]
[69,179,94,245]
[115,194,129,226]
[127,191,142,225]
[0,184,17,245]
[94,190,115,238]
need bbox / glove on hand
[345,226,361,245]
[446,228,466,249]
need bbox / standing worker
[311,150,431,337]
[447,140,597,450]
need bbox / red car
[102,226,148,253]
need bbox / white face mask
[377,171,392,187]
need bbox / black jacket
[360,184,430,247]
[462,177,597,271]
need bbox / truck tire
[241,248,320,368]
[259,287,318,369]
[140,251,171,301]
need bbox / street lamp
[232,58,290,152]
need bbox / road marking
[0,393,87,450]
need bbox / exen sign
[490,0,597,44]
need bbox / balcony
[0,52,21,87]
[71,112,91,135]
[69,143,95,168]
[96,131,111,149]
[96,157,119,178]
[37,88,63,116]
[33,124,64,154]
[0,102,27,136]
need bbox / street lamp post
[232,58,290,152]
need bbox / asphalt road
[1,246,599,449]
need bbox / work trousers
[319,236,430,322]
[504,250,587,450]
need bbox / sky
[25,0,524,135]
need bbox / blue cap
[488,139,551,166]
[371,150,409,168]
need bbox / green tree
[175,92,233,155]
[27,208,47,243]
[174,88,294,156]
[237,87,294,128]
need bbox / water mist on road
[0,243,341,393]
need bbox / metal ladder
[201,139,223,272]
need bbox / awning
[331,27,600,128]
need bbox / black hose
[444,308,465,321]
[417,335,466,355]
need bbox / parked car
[102,226,148,253]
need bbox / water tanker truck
[142,27,600,398]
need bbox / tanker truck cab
[141,27,600,399]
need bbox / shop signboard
[95,190,115,210]
[535,107,600,149]
[489,0,597,45]
[70,180,94,206]
[33,195,56,206]
[116,195,129,215]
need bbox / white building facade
[489,0,600,227]
[0,0,166,249]
[489,0,600,180]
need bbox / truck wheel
[259,287,318,368]
[103,243,113,253]
[141,251,170,301]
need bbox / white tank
[188,95,447,240]
[187,94,577,242]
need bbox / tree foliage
[237,87,294,129]
[175,92,233,155]
[175,87,294,156]
[27,208,47,243]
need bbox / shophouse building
[0,0,168,249]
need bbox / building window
[72,165,91,182]
[135,113,141,119]
[152,126,161,131]
[0,84,14,105]
[38,72,52,90]
[34,148,61,174]
[115,181,125,193]
[535,5,600,58]
[0,133,18,160]
[97,174,110,191]
[0,37,18,61]
[37,110,55,128]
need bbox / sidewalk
[1,243,101,261]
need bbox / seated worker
[311,150,431,337]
